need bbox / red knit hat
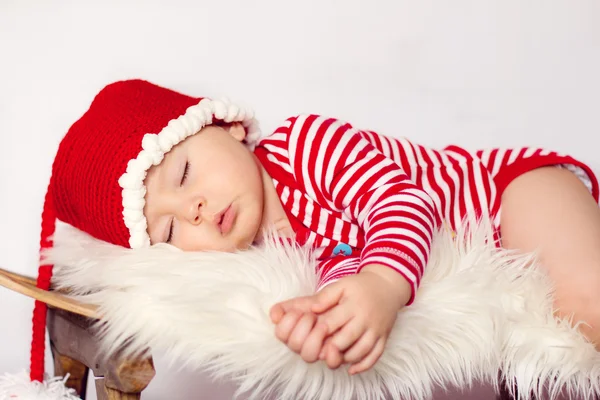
[30,79,261,382]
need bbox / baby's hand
[270,298,329,363]
[270,264,412,374]
[313,265,412,374]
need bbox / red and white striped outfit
[254,114,599,304]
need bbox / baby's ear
[226,122,246,142]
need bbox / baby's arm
[287,114,436,300]
[271,115,437,372]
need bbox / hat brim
[0,267,99,319]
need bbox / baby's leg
[500,166,600,347]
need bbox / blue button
[333,243,353,256]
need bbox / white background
[1,1,599,399]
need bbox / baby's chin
[231,227,261,251]
[233,208,263,249]
[208,227,256,253]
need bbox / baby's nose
[186,196,206,224]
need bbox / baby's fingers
[323,342,344,369]
[271,296,318,323]
[274,310,303,343]
[348,337,386,375]
[317,303,353,336]
[311,285,344,314]
[329,318,365,352]
[269,303,286,323]
[288,313,318,353]
[343,331,377,364]
[300,322,328,363]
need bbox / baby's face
[143,123,264,252]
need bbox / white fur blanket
[45,221,600,400]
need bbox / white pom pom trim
[117,98,262,249]
[0,371,80,399]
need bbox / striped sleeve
[284,114,437,304]
[317,256,361,289]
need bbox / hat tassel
[30,186,57,383]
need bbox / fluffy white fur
[0,371,79,400]
[43,221,600,400]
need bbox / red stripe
[366,130,384,154]
[309,199,321,232]
[485,149,499,176]
[362,244,422,276]
[332,155,380,209]
[371,205,434,230]
[367,204,434,239]
[318,257,346,277]
[466,159,483,218]
[478,162,492,214]
[325,210,336,238]
[369,209,434,242]
[409,141,425,191]
[436,155,457,226]
[355,180,413,218]
[297,193,309,229]
[379,134,395,159]
[351,167,408,218]
[253,147,295,185]
[329,131,361,197]
[266,152,289,166]
[369,222,428,257]
[396,140,416,176]
[423,155,445,223]
[292,115,317,193]
[339,218,351,249]
[452,162,467,221]
[308,118,335,205]
[499,149,512,170]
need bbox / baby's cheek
[178,226,214,252]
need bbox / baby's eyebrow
[161,147,185,187]
[157,155,171,187]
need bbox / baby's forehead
[143,132,196,178]
[144,161,162,181]
[141,122,232,189]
